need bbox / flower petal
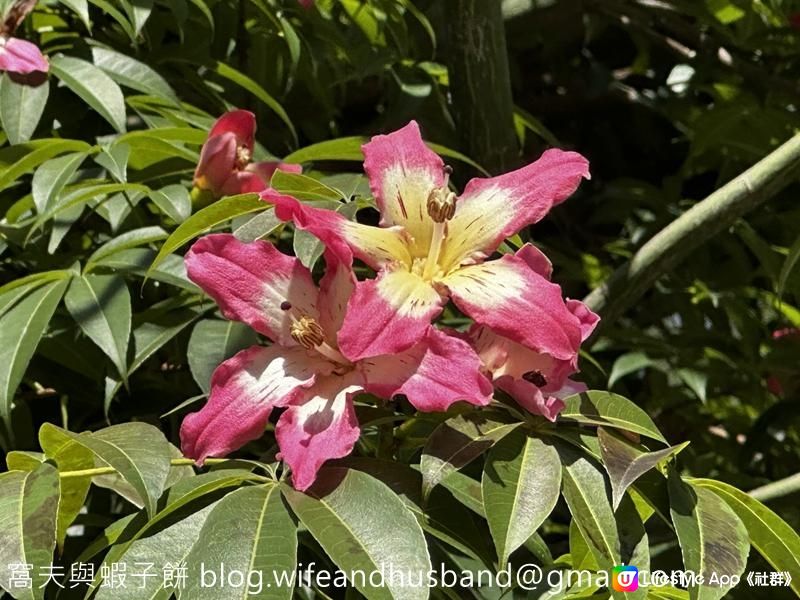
[566,298,600,342]
[276,373,362,491]
[317,250,355,340]
[181,345,330,463]
[247,160,302,182]
[444,254,582,360]
[362,328,493,412]
[208,110,256,150]
[441,149,590,268]
[185,234,319,345]
[362,121,445,255]
[270,192,412,270]
[516,243,553,280]
[0,38,48,74]
[194,132,237,195]
[337,270,444,360]
[494,376,566,422]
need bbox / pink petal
[0,38,49,74]
[516,243,553,280]
[220,170,269,196]
[566,298,600,342]
[362,120,445,256]
[495,376,566,422]
[185,234,319,345]
[194,132,238,196]
[337,270,444,361]
[270,191,412,270]
[208,110,257,151]
[362,328,493,412]
[276,373,362,491]
[317,250,355,340]
[440,149,590,268]
[248,160,303,183]
[444,254,582,360]
[181,345,331,463]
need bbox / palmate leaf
[0,464,59,600]
[182,484,297,600]
[668,471,749,600]
[282,467,431,600]
[482,430,561,566]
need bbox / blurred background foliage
[0,0,799,596]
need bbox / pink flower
[180,222,493,490]
[0,36,47,74]
[298,0,314,7]
[271,120,592,364]
[194,110,301,198]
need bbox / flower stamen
[235,146,252,170]
[283,302,351,365]
[423,166,455,280]
[523,370,548,387]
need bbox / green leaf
[0,464,59,600]
[283,467,431,600]
[60,422,173,517]
[148,193,265,274]
[482,430,561,565]
[39,423,95,550]
[420,412,518,499]
[65,274,131,380]
[608,352,655,388]
[292,201,357,270]
[183,484,297,599]
[0,73,49,145]
[692,479,798,595]
[50,54,127,133]
[59,0,91,29]
[86,225,168,269]
[283,136,366,163]
[5,450,44,471]
[31,152,88,213]
[91,47,177,103]
[150,184,191,223]
[271,170,344,202]
[598,428,688,510]
[0,279,69,435]
[777,234,800,300]
[569,519,599,570]
[560,391,667,442]
[0,139,92,192]
[187,319,259,394]
[95,142,130,182]
[668,472,749,600]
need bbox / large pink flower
[468,263,599,421]
[180,223,493,490]
[0,0,48,75]
[194,110,301,198]
[272,120,591,363]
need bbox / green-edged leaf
[420,412,518,499]
[570,519,600,570]
[148,193,265,273]
[668,472,749,600]
[5,451,44,471]
[482,430,561,565]
[60,422,172,516]
[50,54,127,133]
[0,464,59,600]
[694,478,798,594]
[65,274,131,380]
[91,47,177,102]
[150,184,191,223]
[282,467,431,600]
[187,319,259,394]
[0,279,69,431]
[0,139,92,192]
[0,73,49,145]
[86,225,168,268]
[598,428,688,510]
[31,152,87,214]
[39,423,95,550]
[560,391,667,442]
[183,484,297,599]
[271,170,344,202]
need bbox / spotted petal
[181,345,332,463]
[185,234,319,345]
[362,120,445,256]
[276,373,362,491]
[440,149,590,269]
[362,327,493,412]
[337,270,444,360]
[443,253,582,360]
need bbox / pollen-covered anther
[522,370,548,387]
[426,187,456,223]
[235,146,252,170]
[291,316,326,349]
